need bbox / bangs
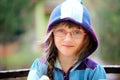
[52,21,82,29]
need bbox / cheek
[75,37,85,51]
[54,37,61,48]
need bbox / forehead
[53,21,81,29]
[54,25,80,30]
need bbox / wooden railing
[0,65,120,79]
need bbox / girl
[27,0,107,80]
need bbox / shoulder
[85,60,107,79]
[76,58,106,71]
[30,58,48,71]
[76,58,97,70]
[27,58,48,80]
[85,58,107,79]
[84,58,105,71]
[82,58,107,79]
[84,58,97,69]
[75,58,106,79]
[84,58,106,70]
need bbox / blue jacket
[27,58,106,80]
[28,0,107,80]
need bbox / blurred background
[0,0,120,80]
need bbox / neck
[58,54,76,73]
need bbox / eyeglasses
[53,28,86,39]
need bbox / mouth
[62,45,74,48]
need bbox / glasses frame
[53,28,86,39]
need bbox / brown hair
[40,30,58,80]
[40,21,93,80]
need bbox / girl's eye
[56,29,65,33]
[73,30,81,35]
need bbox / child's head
[45,20,93,60]
[42,0,98,80]
[45,0,98,59]
[45,20,94,80]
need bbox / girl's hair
[40,21,93,80]
[40,30,58,80]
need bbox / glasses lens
[53,29,65,37]
[53,29,86,38]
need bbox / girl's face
[53,24,86,58]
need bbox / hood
[46,0,98,58]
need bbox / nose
[64,32,73,41]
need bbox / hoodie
[47,0,98,58]
[27,0,107,80]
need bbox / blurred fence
[0,65,120,79]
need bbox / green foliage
[84,0,120,64]
[0,0,33,42]
[98,0,120,64]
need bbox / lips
[62,44,74,48]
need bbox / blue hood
[47,0,98,57]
